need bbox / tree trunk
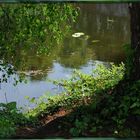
[129,3,140,81]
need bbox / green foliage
[56,63,124,97]
[0,3,78,84]
[18,63,140,137]
[26,62,140,137]
[123,43,134,78]
[68,79,140,137]
[0,60,26,85]
[0,3,78,57]
[0,61,15,83]
[0,118,16,138]
[27,63,125,118]
[0,102,37,138]
[70,119,88,136]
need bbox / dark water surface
[0,4,130,108]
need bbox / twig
[4,92,8,103]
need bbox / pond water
[0,4,130,108]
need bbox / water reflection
[72,3,130,63]
[0,4,130,107]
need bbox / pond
[0,3,130,108]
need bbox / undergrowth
[0,102,37,138]
[68,80,140,137]
[27,63,140,137]
[4,62,140,138]
[27,63,125,118]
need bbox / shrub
[0,102,36,138]
[27,63,125,118]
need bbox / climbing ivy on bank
[27,63,125,117]
[26,63,140,137]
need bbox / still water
[0,4,130,108]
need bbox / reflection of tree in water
[0,3,131,82]
[73,4,130,63]
[57,3,130,69]
[0,3,78,81]
[57,37,96,69]
[51,4,130,70]
[16,48,57,80]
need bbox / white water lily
[72,32,85,38]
